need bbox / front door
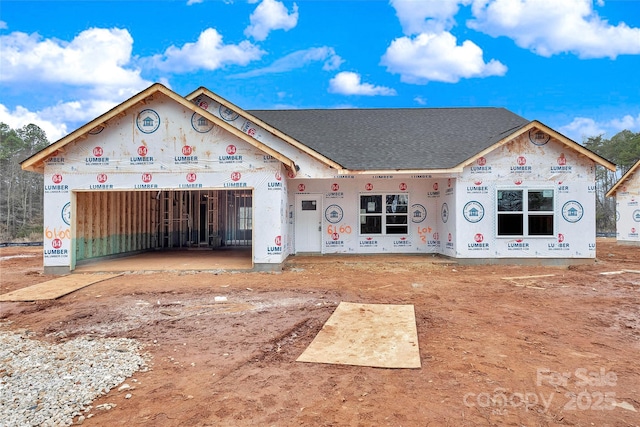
[295,194,322,253]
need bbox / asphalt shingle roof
[249,108,529,170]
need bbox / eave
[185,87,343,172]
[457,121,616,172]
[606,159,640,197]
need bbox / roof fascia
[606,159,640,197]
[185,87,343,171]
[337,167,462,175]
[21,83,167,173]
[21,84,297,175]
[456,121,617,172]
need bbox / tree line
[0,123,49,241]
[0,122,639,241]
[584,130,640,234]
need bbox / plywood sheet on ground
[297,302,421,369]
[0,274,122,301]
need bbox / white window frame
[359,193,409,236]
[496,187,555,238]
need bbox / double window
[497,189,554,236]
[360,194,408,235]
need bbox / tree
[584,130,640,234]
[0,123,49,241]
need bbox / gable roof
[250,108,528,170]
[458,120,616,172]
[185,87,343,170]
[606,159,640,197]
[250,109,616,172]
[21,83,298,174]
[21,83,615,175]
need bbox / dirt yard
[1,239,639,426]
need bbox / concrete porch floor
[73,247,253,273]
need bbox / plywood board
[297,302,421,369]
[0,274,122,301]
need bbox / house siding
[456,130,597,258]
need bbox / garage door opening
[74,189,252,270]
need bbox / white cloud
[381,32,507,84]
[0,104,69,142]
[0,93,134,143]
[229,46,343,78]
[244,0,299,41]
[559,114,640,142]
[390,0,470,35]
[413,96,427,105]
[0,27,154,142]
[0,28,149,89]
[328,72,397,96]
[186,0,204,4]
[468,0,640,59]
[0,21,7,30]
[145,28,265,73]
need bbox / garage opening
[74,189,252,267]
[157,189,252,248]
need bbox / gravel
[0,330,147,427]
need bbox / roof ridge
[248,106,509,112]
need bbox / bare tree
[584,130,640,234]
[0,123,49,241]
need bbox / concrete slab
[74,248,253,273]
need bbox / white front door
[295,194,322,253]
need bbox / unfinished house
[607,159,640,246]
[21,84,615,273]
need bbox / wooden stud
[76,193,84,261]
[86,192,93,259]
[101,192,108,256]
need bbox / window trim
[359,193,409,236]
[496,187,555,238]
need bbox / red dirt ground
[1,239,639,426]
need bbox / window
[238,207,252,230]
[497,189,554,237]
[360,194,408,235]
[301,200,317,211]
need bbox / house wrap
[607,159,640,246]
[21,84,616,274]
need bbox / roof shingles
[250,108,529,170]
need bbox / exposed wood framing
[75,190,159,262]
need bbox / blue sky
[1,0,639,144]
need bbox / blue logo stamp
[529,128,550,146]
[62,202,71,226]
[441,203,449,223]
[463,201,484,223]
[325,204,344,224]
[562,200,584,223]
[219,105,239,122]
[136,109,160,134]
[411,204,427,223]
[191,113,214,133]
